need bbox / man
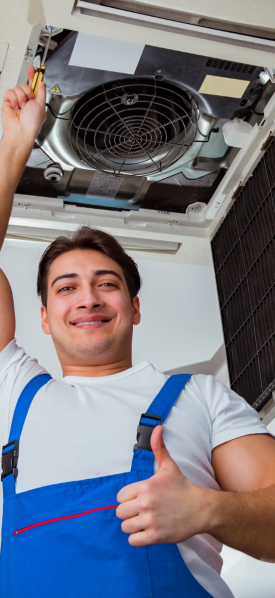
[0,68,275,598]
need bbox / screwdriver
[31,26,53,98]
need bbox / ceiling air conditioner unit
[9,21,275,246]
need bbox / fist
[1,66,47,143]
[116,425,211,547]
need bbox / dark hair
[37,226,142,307]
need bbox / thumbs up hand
[116,425,215,547]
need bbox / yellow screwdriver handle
[31,66,46,98]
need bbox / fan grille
[69,78,198,176]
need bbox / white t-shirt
[0,340,269,598]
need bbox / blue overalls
[0,372,214,597]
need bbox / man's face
[41,249,140,368]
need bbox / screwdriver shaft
[41,26,53,66]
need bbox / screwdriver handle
[31,65,46,98]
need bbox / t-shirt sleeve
[0,339,47,448]
[193,374,271,450]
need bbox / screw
[191,204,202,212]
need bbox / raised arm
[0,66,46,352]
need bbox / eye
[58,286,75,293]
[99,282,117,287]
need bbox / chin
[70,337,115,358]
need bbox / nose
[75,284,105,310]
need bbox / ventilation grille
[206,58,255,75]
[211,138,275,411]
[69,78,198,177]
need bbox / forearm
[0,133,33,249]
[207,485,275,562]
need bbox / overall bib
[1,372,214,597]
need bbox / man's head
[37,227,142,375]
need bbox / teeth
[74,321,106,325]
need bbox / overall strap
[2,373,52,499]
[131,373,191,475]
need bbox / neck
[62,356,133,378]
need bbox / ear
[41,305,51,336]
[132,296,141,326]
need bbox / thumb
[35,81,47,110]
[27,65,36,87]
[150,425,175,471]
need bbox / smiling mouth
[73,321,108,326]
[71,318,112,327]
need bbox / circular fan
[69,78,198,176]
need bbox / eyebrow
[51,270,123,288]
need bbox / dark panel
[254,287,275,349]
[247,237,275,310]
[141,170,226,213]
[211,127,275,411]
[211,207,239,272]
[240,193,275,270]
[221,281,251,343]
[264,138,275,190]
[226,317,257,382]
[234,159,270,235]
[258,335,275,392]
[215,242,245,307]
[231,357,262,406]
[16,167,58,198]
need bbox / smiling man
[1,70,275,598]
[40,245,140,377]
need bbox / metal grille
[69,78,198,176]
[212,139,275,410]
[206,58,255,75]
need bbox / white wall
[222,554,275,598]
[132,258,224,372]
[0,240,224,377]
[1,241,62,379]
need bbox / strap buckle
[1,441,19,480]
[133,413,163,452]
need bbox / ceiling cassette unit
[11,23,275,242]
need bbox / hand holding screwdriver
[2,65,47,143]
[0,66,47,251]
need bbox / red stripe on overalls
[14,504,119,535]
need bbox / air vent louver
[69,78,198,176]
[206,58,255,75]
[212,140,275,411]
